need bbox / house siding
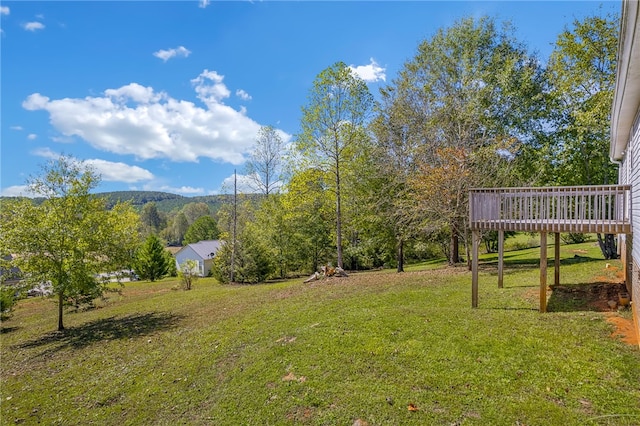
[175,246,206,276]
[625,111,640,338]
[174,242,219,277]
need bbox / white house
[174,240,222,277]
[610,0,640,344]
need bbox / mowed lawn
[2,242,639,425]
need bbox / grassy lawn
[1,241,639,425]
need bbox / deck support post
[472,230,479,308]
[498,230,504,288]
[540,232,548,313]
[554,233,560,286]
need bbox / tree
[296,61,374,268]
[182,202,211,225]
[383,16,544,264]
[183,215,220,244]
[246,125,285,196]
[544,14,619,258]
[0,156,140,331]
[140,202,165,236]
[134,234,170,282]
[280,168,335,274]
[166,212,189,245]
[178,259,199,290]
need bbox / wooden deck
[469,185,631,312]
[470,185,631,234]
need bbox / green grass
[2,242,639,425]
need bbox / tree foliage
[0,156,140,330]
[380,16,545,264]
[296,61,374,268]
[134,234,170,282]
[543,14,618,186]
[178,259,199,290]
[183,215,220,244]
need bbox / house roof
[610,0,640,160]
[180,240,222,260]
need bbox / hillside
[99,191,262,213]
[0,191,237,213]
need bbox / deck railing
[469,185,631,234]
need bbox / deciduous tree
[544,14,619,258]
[246,125,285,196]
[296,61,373,268]
[383,16,544,264]
[183,215,220,244]
[0,156,139,331]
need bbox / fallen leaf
[408,403,419,411]
[282,372,297,381]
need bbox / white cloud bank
[1,6,9,15]
[1,185,36,198]
[349,58,386,83]
[22,71,290,166]
[153,46,191,62]
[31,147,155,184]
[23,21,44,31]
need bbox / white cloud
[27,133,37,140]
[143,184,204,195]
[31,147,154,183]
[153,46,191,62]
[10,125,23,131]
[23,93,49,110]
[22,70,291,166]
[23,21,45,31]
[349,58,386,83]
[1,6,9,15]
[105,83,165,104]
[191,69,230,107]
[236,89,252,101]
[32,147,58,159]
[84,159,154,183]
[219,173,260,194]
[0,185,36,198]
[199,0,211,8]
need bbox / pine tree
[134,235,170,282]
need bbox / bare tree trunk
[397,237,404,273]
[450,232,459,265]
[230,170,237,283]
[335,159,343,269]
[597,233,618,260]
[58,293,64,331]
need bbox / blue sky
[1,1,620,197]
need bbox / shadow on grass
[547,281,627,312]
[1,326,20,334]
[478,255,602,272]
[16,312,184,355]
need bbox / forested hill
[0,191,257,213]
[98,191,230,212]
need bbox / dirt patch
[606,313,638,346]
[549,282,628,311]
[547,281,637,347]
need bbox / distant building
[174,240,222,277]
